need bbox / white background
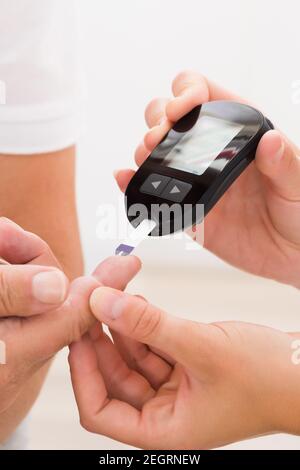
[30,0,300,450]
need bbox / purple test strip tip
[115,244,135,256]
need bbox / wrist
[267,333,300,434]
[0,360,51,443]
[276,240,300,290]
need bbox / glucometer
[116,101,273,255]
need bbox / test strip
[115,219,156,256]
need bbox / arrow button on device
[162,179,192,202]
[170,185,180,194]
[152,181,162,190]
[140,174,171,196]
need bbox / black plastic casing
[125,101,273,236]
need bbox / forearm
[0,362,50,443]
[0,146,83,442]
[0,146,83,279]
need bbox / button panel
[140,174,171,196]
[161,179,192,202]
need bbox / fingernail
[273,138,285,163]
[90,288,127,320]
[32,270,68,304]
[113,169,119,178]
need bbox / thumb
[89,286,212,368]
[255,130,300,200]
[0,265,69,317]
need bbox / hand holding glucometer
[115,71,300,289]
[124,100,273,236]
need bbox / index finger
[0,218,60,269]
[167,70,248,122]
[115,72,251,192]
[69,335,143,447]
[0,218,46,264]
[144,72,250,154]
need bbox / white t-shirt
[0,0,83,450]
[0,0,84,154]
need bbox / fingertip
[171,70,208,97]
[89,286,118,320]
[134,141,150,166]
[93,254,141,275]
[258,130,283,155]
[129,254,143,273]
[107,254,142,274]
[144,120,170,151]
[255,130,285,175]
[120,254,143,277]
[167,71,209,122]
[144,97,170,128]
[143,127,160,151]
[92,255,141,290]
[0,220,47,264]
[113,169,135,193]
[166,85,208,122]
[165,99,182,122]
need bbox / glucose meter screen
[163,116,243,175]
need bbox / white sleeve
[0,0,85,154]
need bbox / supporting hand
[69,286,300,449]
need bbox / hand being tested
[0,217,141,417]
[69,287,300,449]
[115,71,300,289]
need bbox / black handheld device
[125,101,273,236]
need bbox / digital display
[163,116,243,175]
